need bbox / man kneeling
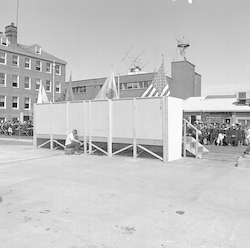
[65,129,82,155]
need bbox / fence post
[88,100,92,154]
[183,120,186,158]
[83,101,87,155]
[50,102,53,150]
[108,99,112,157]
[66,101,70,135]
[133,98,137,159]
[162,96,168,162]
[195,130,198,159]
[33,103,37,148]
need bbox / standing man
[65,129,82,155]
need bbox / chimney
[5,22,17,44]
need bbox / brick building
[71,60,201,101]
[0,23,66,122]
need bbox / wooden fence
[33,96,183,162]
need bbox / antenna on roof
[122,45,133,61]
[141,60,149,70]
[127,49,145,71]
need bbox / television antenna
[141,60,150,70]
[127,49,145,71]
[122,45,133,61]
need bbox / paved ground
[1,139,250,248]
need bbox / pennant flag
[65,74,75,101]
[141,60,170,97]
[37,83,49,103]
[95,68,118,100]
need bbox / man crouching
[65,129,82,155]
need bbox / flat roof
[183,96,250,113]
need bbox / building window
[1,37,8,46]
[0,72,6,86]
[55,82,61,93]
[36,60,42,71]
[46,80,51,92]
[72,86,86,94]
[0,95,6,108]
[24,76,31,89]
[0,52,6,64]
[12,75,19,88]
[12,96,19,109]
[25,58,31,69]
[12,55,19,67]
[144,81,149,88]
[127,83,133,89]
[35,46,41,54]
[24,97,31,110]
[55,65,61,75]
[139,82,144,88]
[35,78,41,90]
[46,62,51,73]
[122,83,127,90]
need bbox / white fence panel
[90,100,109,138]
[36,104,51,134]
[136,98,163,141]
[112,99,134,139]
[51,103,67,135]
[69,102,85,137]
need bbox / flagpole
[118,73,120,98]
[52,60,55,103]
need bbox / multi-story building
[71,60,201,101]
[0,23,66,122]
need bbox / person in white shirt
[65,129,82,155]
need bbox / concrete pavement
[0,140,250,248]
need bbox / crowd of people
[187,121,250,146]
[0,120,33,136]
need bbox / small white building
[183,94,250,126]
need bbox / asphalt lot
[0,139,250,248]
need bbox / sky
[0,0,250,96]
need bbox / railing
[183,119,200,159]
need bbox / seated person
[65,129,82,155]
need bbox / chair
[22,127,30,136]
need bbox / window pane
[0,52,6,64]
[12,96,18,108]
[1,37,7,46]
[12,55,18,67]
[55,65,61,75]
[46,80,51,91]
[24,97,30,109]
[12,75,18,87]
[0,73,6,85]
[0,95,5,107]
[25,58,31,69]
[46,63,51,73]
[36,60,41,71]
[36,79,41,90]
[55,82,61,93]
[127,83,132,89]
[24,77,31,89]
[144,81,149,88]
[133,82,138,89]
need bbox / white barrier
[33,96,183,162]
